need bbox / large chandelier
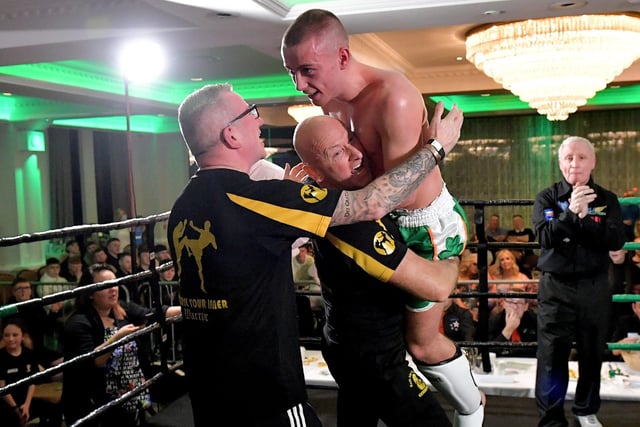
[465,14,640,121]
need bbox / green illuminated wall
[2,59,639,134]
[0,124,48,268]
[430,85,640,115]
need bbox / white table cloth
[302,349,640,401]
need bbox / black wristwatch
[424,139,445,163]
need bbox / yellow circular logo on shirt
[300,184,328,204]
[373,230,396,255]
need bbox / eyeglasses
[14,286,31,292]
[504,299,527,305]
[225,104,259,128]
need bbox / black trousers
[322,341,451,427]
[535,272,611,427]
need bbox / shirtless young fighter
[282,9,483,426]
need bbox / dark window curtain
[93,131,131,224]
[48,127,82,228]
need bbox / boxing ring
[2,199,640,425]
[0,212,183,426]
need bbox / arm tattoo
[331,147,438,226]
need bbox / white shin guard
[416,352,484,427]
[452,404,484,427]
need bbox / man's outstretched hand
[422,102,463,155]
[283,162,308,183]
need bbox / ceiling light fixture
[118,39,165,83]
[287,104,324,123]
[465,14,640,121]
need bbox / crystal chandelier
[465,14,640,121]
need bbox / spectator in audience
[292,242,319,285]
[5,278,64,372]
[441,297,476,343]
[292,241,322,313]
[506,214,537,277]
[158,257,175,282]
[138,256,176,309]
[61,255,85,283]
[486,214,508,242]
[456,250,480,323]
[83,240,100,267]
[158,257,177,305]
[488,287,537,357]
[116,252,133,277]
[136,243,152,272]
[91,247,108,265]
[38,258,69,312]
[105,238,121,271]
[458,250,479,281]
[485,214,508,261]
[489,249,528,280]
[154,244,169,261]
[39,258,67,286]
[60,239,85,280]
[0,317,62,427]
[116,253,138,303]
[488,249,529,311]
[62,264,181,426]
[157,258,181,356]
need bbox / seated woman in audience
[488,249,530,311]
[62,264,181,427]
[488,286,537,357]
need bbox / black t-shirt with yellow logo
[315,216,408,353]
[168,168,340,422]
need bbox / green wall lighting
[430,93,530,114]
[2,59,639,125]
[430,85,640,116]
[52,115,180,134]
[0,94,17,120]
[0,60,302,107]
[27,131,46,152]
[0,93,110,122]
